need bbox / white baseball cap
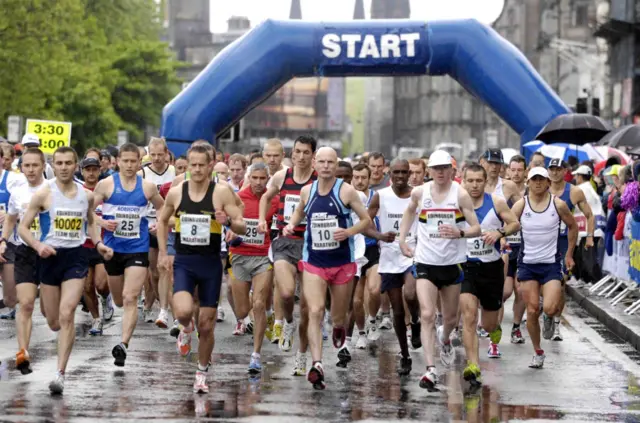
[428,150,453,167]
[528,167,550,180]
[572,165,592,176]
[21,133,40,146]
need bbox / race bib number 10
[53,209,83,240]
[311,218,339,250]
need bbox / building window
[572,4,588,27]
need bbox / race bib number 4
[180,214,211,246]
[114,210,141,239]
[53,209,83,240]
[310,217,339,250]
[29,216,40,239]
[425,211,455,238]
[387,213,411,238]
[244,218,265,245]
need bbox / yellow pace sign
[25,119,72,154]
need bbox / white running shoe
[89,318,103,336]
[438,326,456,366]
[101,294,114,321]
[155,309,169,329]
[143,309,154,323]
[291,351,307,376]
[193,370,209,394]
[552,320,563,341]
[355,334,368,350]
[379,315,393,330]
[529,353,545,369]
[217,309,225,323]
[49,371,65,395]
[419,367,437,390]
[280,319,295,352]
[542,313,555,340]
[366,319,381,342]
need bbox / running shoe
[265,313,275,342]
[143,309,154,323]
[438,326,456,366]
[511,327,525,344]
[307,361,326,390]
[379,314,393,330]
[102,294,114,321]
[89,318,103,336]
[529,352,545,369]
[336,344,351,368]
[435,313,443,328]
[280,319,295,352]
[366,319,380,342]
[542,313,555,340]
[487,342,501,358]
[169,320,180,338]
[0,308,15,320]
[272,322,283,344]
[419,367,437,390]
[489,325,502,345]
[463,362,482,384]
[450,327,462,347]
[476,326,489,338]
[193,370,209,394]
[177,328,192,357]
[137,295,144,309]
[321,321,329,341]
[155,309,169,329]
[15,349,32,375]
[398,356,412,376]
[245,321,254,335]
[112,343,127,367]
[355,332,368,350]
[49,371,65,395]
[233,320,246,336]
[552,319,563,341]
[216,309,225,323]
[248,353,262,374]
[410,321,422,349]
[292,351,307,376]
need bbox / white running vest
[520,195,560,264]
[7,180,47,245]
[466,193,503,263]
[142,164,175,225]
[350,191,367,260]
[493,177,505,199]
[40,181,89,249]
[415,181,467,266]
[377,187,415,273]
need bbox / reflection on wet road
[1,298,640,422]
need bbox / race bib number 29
[244,218,265,245]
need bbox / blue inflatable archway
[161,19,570,155]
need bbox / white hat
[428,150,453,167]
[572,165,592,176]
[528,167,550,180]
[21,133,40,146]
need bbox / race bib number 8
[311,218,339,250]
[426,211,455,238]
[114,210,141,239]
[244,218,265,245]
[53,209,83,240]
[180,214,211,246]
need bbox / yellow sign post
[25,119,72,154]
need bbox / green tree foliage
[0,0,182,153]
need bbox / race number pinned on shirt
[244,218,265,245]
[114,208,141,239]
[180,214,211,246]
[284,194,307,225]
[29,216,40,239]
[53,209,83,240]
[425,210,455,238]
[467,236,494,257]
[506,231,521,245]
[310,216,339,250]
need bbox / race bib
[114,209,141,239]
[53,209,83,240]
[425,210,455,239]
[467,236,494,257]
[310,217,339,250]
[29,216,40,239]
[284,194,307,225]
[271,213,278,230]
[179,214,211,246]
[386,213,412,238]
[243,218,265,245]
[147,205,157,220]
[575,215,587,232]
[506,231,521,245]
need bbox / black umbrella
[536,113,612,145]
[597,124,640,151]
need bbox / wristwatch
[586,233,594,238]
[497,228,506,238]
[459,230,465,239]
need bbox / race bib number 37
[311,218,339,250]
[53,209,83,240]
[180,214,211,246]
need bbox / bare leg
[303,272,327,362]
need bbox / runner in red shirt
[228,162,279,373]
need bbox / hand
[378,231,396,243]
[565,254,575,272]
[438,224,460,239]
[159,251,173,272]
[215,210,228,225]
[102,220,118,232]
[481,230,502,246]
[399,241,414,258]
[97,243,114,261]
[35,242,56,258]
[585,237,594,248]
[283,224,295,237]
[257,220,268,234]
[225,230,237,243]
[333,228,349,242]
[148,223,158,235]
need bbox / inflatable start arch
[161,19,570,155]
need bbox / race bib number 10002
[53,209,83,240]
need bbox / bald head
[214,162,229,181]
[316,147,337,161]
[315,147,338,179]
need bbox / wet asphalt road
[2,295,640,423]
